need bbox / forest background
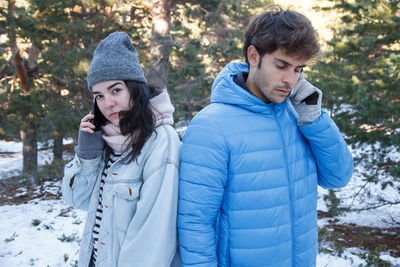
[0,0,399,266]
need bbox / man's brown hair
[243,5,320,65]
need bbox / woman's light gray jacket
[62,125,181,267]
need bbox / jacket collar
[210,62,288,115]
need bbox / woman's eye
[95,95,102,100]
[112,88,121,94]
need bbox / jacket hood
[211,62,290,114]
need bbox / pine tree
[167,0,269,120]
[309,0,400,210]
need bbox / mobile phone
[90,97,102,130]
[90,97,96,125]
[90,97,106,130]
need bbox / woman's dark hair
[97,80,162,162]
[243,5,320,66]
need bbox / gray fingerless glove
[289,73,322,126]
[76,130,104,159]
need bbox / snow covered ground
[0,139,74,180]
[0,198,85,266]
[0,140,399,266]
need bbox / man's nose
[283,72,299,87]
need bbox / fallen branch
[351,200,400,212]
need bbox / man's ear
[247,45,260,67]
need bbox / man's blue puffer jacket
[178,62,353,267]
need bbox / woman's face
[92,80,132,127]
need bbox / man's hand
[289,73,322,126]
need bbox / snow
[317,249,366,267]
[0,139,74,180]
[0,140,399,266]
[0,199,85,266]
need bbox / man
[178,5,354,267]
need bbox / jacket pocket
[112,180,142,245]
[113,181,141,200]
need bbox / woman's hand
[80,113,96,134]
[76,113,105,159]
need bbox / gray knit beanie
[87,32,147,90]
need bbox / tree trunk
[53,131,64,162]
[146,0,172,88]
[8,0,40,180]
[20,119,37,181]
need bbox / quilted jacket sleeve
[299,110,354,189]
[61,154,102,210]
[178,111,229,267]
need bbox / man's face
[246,47,307,104]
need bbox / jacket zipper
[273,105,296,267]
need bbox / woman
[62,32,181,267]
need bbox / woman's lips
[109,112,119,118]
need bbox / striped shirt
[91,152,121,266]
